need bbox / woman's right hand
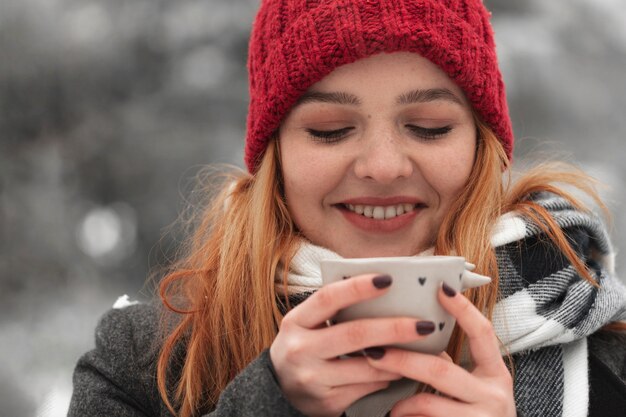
[269,274,436,417]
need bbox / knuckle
[390,318,407,340]
[344,321,369,346]
[492,387,507,403]
[283,338,307,359]
[279,311,296,330]
[314,287,335,309]
[426,357,450,379]
[468,313,495,340]
[477,319,496,339]
[377,369,399,381]
[394,349,412,370]
[410,394,435,413]
[347,278,369,300]
[370,367,390,380]
[294,369,316,387]
[458,296,475,316]
[315,277,373,311]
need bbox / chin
[336,244,426,259]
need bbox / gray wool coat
[68,302,306,417]
[68,301,626,417]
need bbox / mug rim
[321,255,465,264]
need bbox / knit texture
[245,0,513,172]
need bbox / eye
[406,125,452,140]
[306,127,354,144]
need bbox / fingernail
[363,347,386,359]
[372,275,392,289]
[416,321,435,335]
[442,282,457,297]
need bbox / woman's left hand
[365,283,517,417]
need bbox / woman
[68,1,626,416]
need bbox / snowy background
[1,0,625,415]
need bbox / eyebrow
[396,88,464,106]
[294,88,464,107]
[295,91,362,106]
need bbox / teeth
[345,203,416,219]
[384,206,396,219]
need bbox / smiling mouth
[339,203,426,220]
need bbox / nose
[353,133,414,184]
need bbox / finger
[286,274,392,328]
[317,357,402,386]
[438,283,505,374]
[330,381,392,413]
[366,348,487,403]
[311,316,436,359]
[391,392,471,417]
[438,351,453,363]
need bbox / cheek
[279,141,343,212]
[281,145,320,197]
[425,143,476,200]
[281,161,309,217]
[280,140,309,188]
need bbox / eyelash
[406,125,452,140]
[306,125,453,143]
[306,127,354,143]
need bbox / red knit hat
[245,0,513,172]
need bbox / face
[278,52,477,258]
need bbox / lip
[335,203,423,233]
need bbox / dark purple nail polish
[363,347,386,359]
[416,321,435,335]
[372,275,392,289]
[442,282,457,297]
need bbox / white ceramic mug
[320,256,491,354]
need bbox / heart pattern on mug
[439,322,445,331]
[418,277,427,286]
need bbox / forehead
[296,51,470,108]
[319,52,461,88]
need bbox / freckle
[367,114,372,119]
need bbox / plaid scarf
[276,194,626,417]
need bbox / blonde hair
[156,119,616,416]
